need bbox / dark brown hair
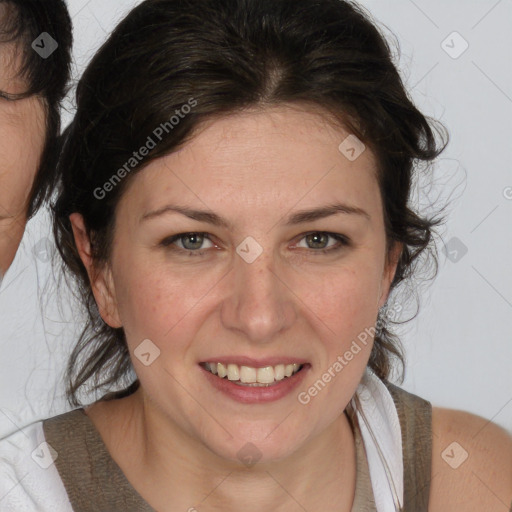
[0,0,72,218]
[53,0,448,406]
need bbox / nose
[220,246,296,344]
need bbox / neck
[98,388,357,512]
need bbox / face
[74,105,400,464]
[0,42,47,273]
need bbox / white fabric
[0,419,73,511]
[0,369,403,511]
[351,367,404,512]
[0,208,79,440]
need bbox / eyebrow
[140,202,370,228]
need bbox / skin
[429,408,512,511]
[0,43,46,278]
[70,105,512,511]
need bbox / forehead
[0,43,26,94]
[120,104,381,218]
[186,104,361,153]
[148,104,376,176]
[0,3,28,95]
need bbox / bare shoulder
[428,406,512,512]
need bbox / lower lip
[199,364,310,404]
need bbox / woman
[0,0,72,280]
[1,0,511,510]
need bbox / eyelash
[159,231,350,257]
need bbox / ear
[377,241,403,309]
[69,213,122,328]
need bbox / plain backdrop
[0,0,511,438]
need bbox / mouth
[199,361,308,387]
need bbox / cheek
[300,267,382,376]
[113,262,209,349]
[296,261,382,334]
[0,121,45,215]
[334,274,379,324]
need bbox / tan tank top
[42,381,433,511]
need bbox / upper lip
[200,356,310,368]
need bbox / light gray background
[0,0,511,438]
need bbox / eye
[160,232,215,256]
[160,231,350,257]
[294,232,350,254]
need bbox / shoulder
[0,418,72,511]
[429,406,512,512]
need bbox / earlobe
[378,241,403,308]
[68,213,123,328]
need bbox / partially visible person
[0,0,72,280]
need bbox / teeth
[240,366,257,383]
[206,362,218,375]
[217,362,227,378]
[227,364,239,381]
[204,362,304,383]
[274,364,285,381]
[257,366,275,384]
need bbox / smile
[201,362,305,386]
